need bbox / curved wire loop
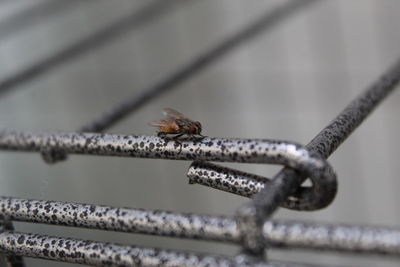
[187,160,336,211]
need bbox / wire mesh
[0,0,399,266]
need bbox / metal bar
[264,220,400,256]
[0,217,25,267]
[0,231,255,267]
[236,57,400,253]
[1,197,400,257]
[0,0,184,97]
[0,231,337,267]
[0,132,337,209]
[0,196,240,243]
[0,133,327,166]
[0,0,79,40]
[188,161,270,198]
[79,0,317,133]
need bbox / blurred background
[0,0,399,266]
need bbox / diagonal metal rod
[0,0,184,97]
[236,58,400,253]
[1,197,400,257]
[0,0,80,40]
[253,58,400,218]
[79,0,317,133]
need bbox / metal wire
[0,197,240,243]
[0,217,25,267]
[264,220,400,256]
[0,231,352,267]
[1,197,400,257]
[0,132,337,209]
[0,231,266,267]
[0,0,184,97]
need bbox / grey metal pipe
[264,220,400,255]
[0,217,25,267]
[0,231,255,267]
[0,231,334,267]
[0,197,240,243]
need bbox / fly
[149,108,205,140]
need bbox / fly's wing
[162,108,187,119]
[148,119,167,127]
[148,118,177,127]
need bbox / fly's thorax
[187,121,202,135]
[174,119,202,134]
[194,121,202,134]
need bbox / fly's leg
[158,132,183,153]
[197,134,207,139]
[171,133,184,153]
[158,132,174,143]
[189,134,207,141]
[171,133,184,139]
[157,132,167,137]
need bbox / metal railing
[0,0,399,266]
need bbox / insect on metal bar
[0,0,399,265]
[35,0,318,164]
[39,0,318,164]
[77,0,317,135]
[149,108,205,139]
[0,130,338,212]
